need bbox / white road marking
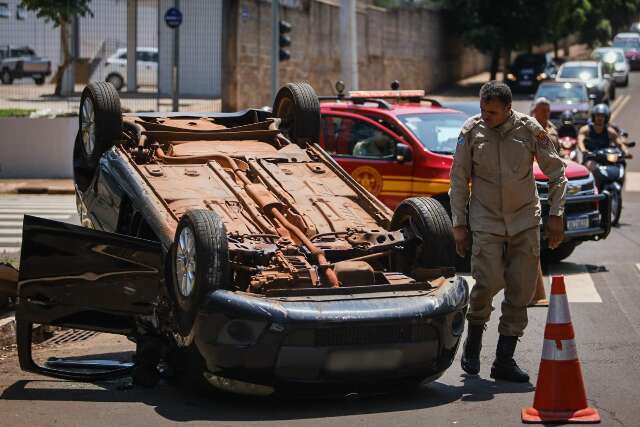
[459,263,602,303]
[0,237,21,244]
[0,209,76,214]
[610,94,630,122]
[0,214,73,220]
[624,172,640,193]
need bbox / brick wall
[222,0,490,111]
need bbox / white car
[103,47,158,90]
[592,47,630,87]
[555,60,614,104]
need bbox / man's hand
[453,226,471,258]
[545,215,564,250]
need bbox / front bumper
[540,193,611,245]
[191,277,469,392]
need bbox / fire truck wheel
[389,197,456,274]
[273,82,320,146]
[171,209,230,337]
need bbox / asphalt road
[1,76,640,426]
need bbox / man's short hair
[480,80,512,106]
[533,97,550,108]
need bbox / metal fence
[0,0,222,117]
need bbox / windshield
[558,65,598,80]
[613,38,640,50]
[399,113,466,155]
[536,84,588,102]
[10,48,35,57]
[593,50,625,63]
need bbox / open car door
[16,215,162,381]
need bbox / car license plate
[326,349,402,373]
[520,80,533,86]
[567,217,590,231]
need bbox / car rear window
[535,84,588,102]
[398,113,466,155]
[558,65,598,80]
[593,50,625,62]
[613,38,640,49]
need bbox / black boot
[490,335,530,383]
[461,324,485,375]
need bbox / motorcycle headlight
[536,73,548,81]
[606,153,619,163]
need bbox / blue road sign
[164,7,182,29]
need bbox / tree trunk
[553,39,559,59]
[489,47,500,81]
[53,21,72,96]
[502,48,511,81]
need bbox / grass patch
[0,109,35,118]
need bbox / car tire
[106,73,124,91]
[79,82,122,170]
[623,76,629,87]
[171,209,230,337]
[389,197,455,274]
[541,241,577,264]
[272,82,320,146]
[33,76,45,85]
[1,69,13,85]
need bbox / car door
[320,112,415,209]
[17,215,162,335]
[136,50,151,86]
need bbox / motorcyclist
[557,110,578,139]
[577,104,630,166]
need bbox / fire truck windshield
[398,112,466,155]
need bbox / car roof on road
[614,32,640,38]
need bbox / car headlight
[217,320,268,346]
[536,73,548,81]
[507,73,516,81]
[586,81,595,88]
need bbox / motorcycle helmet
[560,110,574,127]
[591,103,610,124]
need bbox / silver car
[556,60,615,104]
[592,47,629,87]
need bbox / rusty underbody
[118,115,440,294]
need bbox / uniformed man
[577,103,630,162]
[352,129,394,157]
[449,81,567,382]
[531,97,560,152]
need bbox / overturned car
[8,82,468,395]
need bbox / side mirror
[625,141,636,148]
[395,143,413,163]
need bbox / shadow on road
[0,371,534,422]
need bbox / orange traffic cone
[522,275,601,424]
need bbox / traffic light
[279,20,291,61]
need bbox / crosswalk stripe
[0,237,21,244]
[459,264,603,303]
[0,229,24,235]
[0,214,74,220]
[0,222,23,227]
[0,209,77,214]
[0,247,20,253]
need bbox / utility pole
[340,0,358,92]
[271,0,280,101]
[172,0,180,111]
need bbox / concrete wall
[222,0,490,110]
[0,118,75,178]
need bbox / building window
[17,5,26,20]
[0,3,10,19]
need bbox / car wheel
[33,76,45,85]
[106,73,124,91]
[79,82,122,170]
[389,197,455,274]
[272,82,320,146]
[623,75,629,87]
[171,209,230,337]
[1,69,13,85]
[541,241,577,264]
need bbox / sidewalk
[0,179,74,195]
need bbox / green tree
[546,0,590,57]
[20,0,93,95]
[445,0,550,80]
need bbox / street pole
[172,0,180,111]
[340,0,358,91]
[271,0,279,101]
[126,0,137,93]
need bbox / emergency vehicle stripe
[547,294,571,324]
[541,338,579,361]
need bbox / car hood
[534,159,589,180]
[549,102,590,113]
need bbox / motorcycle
[583,142,635,226]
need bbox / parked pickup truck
[0,45,51,85]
